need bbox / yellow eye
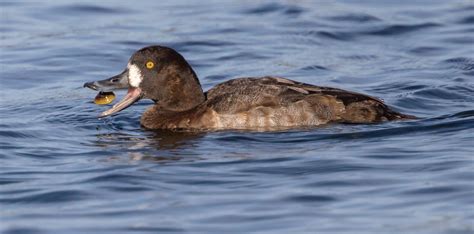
[146,61,154,69]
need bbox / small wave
[50,4,128,15]
[408,46,445,56]
[342,54,378,61]
[3,227,43,234]
[450,110,474,118]
[0,190,91,204]
[173,40,236,48]
[81,173,146,184]
[443,57,474,71]
[300,65,330,71]
[283,194,338,203]
[0,130,38,139]
[169,40,236,53]
[216,52,270,61]
[458,15,474,24]
[301,22,440,42]
[111,40,153,48]
[326,13,381,23]
[400,185,463,196]
[314,30,354,41]
[243,3,304,16]
[412,86,472,101]
[365,23,440,36]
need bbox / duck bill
[99,87,142,118]
[84,69,142,118]
[83,69,129,92]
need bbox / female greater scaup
[84,45,415,130]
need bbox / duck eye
[146,61,154,69]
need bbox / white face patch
[128,63,143,88]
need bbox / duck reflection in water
[94,130,206,163]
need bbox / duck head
[84,46,205,117]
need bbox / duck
[84,45,415,130]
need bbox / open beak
[83,69,143,118]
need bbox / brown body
[141,76,413,130]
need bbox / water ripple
[1,1,473,234]
[365,22,441,36]
[0,190,92,204]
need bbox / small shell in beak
[94,92,116,105]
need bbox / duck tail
[386,109,418,120]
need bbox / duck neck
[154,65,205,112]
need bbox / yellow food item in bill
[94,92,115,105]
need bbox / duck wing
[205,76,413,125]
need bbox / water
[1,0,473,233]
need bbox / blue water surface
[1,0,473,233]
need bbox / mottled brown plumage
[84,45,415,131]
[140,76,414,130]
